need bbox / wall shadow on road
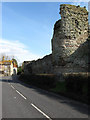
[0,76,19,84]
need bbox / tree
[17,66,22,75]
[12,58,18,67]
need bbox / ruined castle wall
[23,61,31,74]
[23,4,89,75]
[24,54,53,75]
[52,4,88,66]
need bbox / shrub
[19,74,56,89]
[51,81,66,93]
[17,66,22,75]
[64,73,88,95]
[64,73,89,104]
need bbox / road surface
[0,75,89,119]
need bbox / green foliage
[51,81,66,93]
[12,58,18,67]
[19,72,89,104]
[64,73,88,94]
[64,73,88,104]
[19,74,56,89]
[21,62,24,71]
[17,66,22,75]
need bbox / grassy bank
[51,81,66,93]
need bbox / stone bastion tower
[52,4,88,70]
[24,4,89,75]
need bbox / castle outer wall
[23,4,89,75]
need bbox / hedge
[64,73,89,104]
[19,74,56,89]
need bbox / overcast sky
[1,2,89,65]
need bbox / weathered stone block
[52,4,88,68]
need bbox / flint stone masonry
[52,4,88,66]
[24,54,53,74]
[24,4,89,75]
[23,61,31,74]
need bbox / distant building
[0,60,17,76]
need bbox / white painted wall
[13,67,17,75]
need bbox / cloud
[0,38,41,65]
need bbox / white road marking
[31,103,52,120]
[9,82,52,119]
[11,85,15,89]
[14,97,16,99]
[8,83,10,84]
[16,90,27,100]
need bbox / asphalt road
[0,75,89,119]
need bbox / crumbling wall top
[60,4,88,14]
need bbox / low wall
[24,54,53,74]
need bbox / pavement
[0,75,89,119]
